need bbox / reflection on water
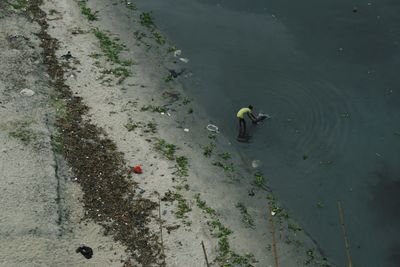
[133,0,400,266]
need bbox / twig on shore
[268,204,279,267]
[338,201,353,267]
[201,240,210,267]
[158,194,165,263]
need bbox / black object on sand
[76,245,93,259]
[61,51,73,60]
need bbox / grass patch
[140,105,166,113]
[139,12,154,28]
[254,172,264,187]
[288,223,302,232]
[235,202,255,228]
[195,194,257,266]
[182,97,191,105]
[164,73,173,82]
[94,29,124,63]
[101,67,131,83]
[167,46,178,53]
[145,122,157,133]
[173,193,191,219]
[195,193,216,216]
[9,121,36,144]
[213,161,234,172]
[154,139,176,160]
[152,31,166,45]
[7,0,28,10]
[203,143,215,157]
[316,201,324,209]
[125,122,140,132]
[175,156,189,177]
[78,1,98,21]
[218,152,231,160]
[51,131,64,154]
[208,133,217,140]
[266,193,289,222]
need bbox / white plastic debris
[251,160,261,168]
[206,124,219,133]
[19,89,35,97]
[167,112,171,116]
[179,57,189,63]
[184,128,189,132]
[173,50,182,57]
[161,112,165,115]
[271,211,276,216]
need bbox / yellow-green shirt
[237,108,251,118]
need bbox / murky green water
[133,0,400,266]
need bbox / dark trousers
[238,118,246,138]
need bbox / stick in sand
[201,241,210,267]
[268,204,279,267]
[158,195,165,262]
[338,201,353,267]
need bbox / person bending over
[237,105,257,138]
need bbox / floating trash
[184,128,189,132]
[179,57,189,63]
[206,124,219,133]
[251,160,261,168]
[173,50,182,57]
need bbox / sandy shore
[0,1,332,266]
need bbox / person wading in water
[237,105,257,139]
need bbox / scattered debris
[183,128,189,132]
[76,245,93,259]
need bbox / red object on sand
[133,165,142,174]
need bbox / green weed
[203,143,215,157]
[173,193,191,219]
[125,122,139,132]
[164,73,173,82]
[154,139,176,160]
[195,194,216,215]
[219,152,231,160]
[140,105,166,113]
[139,12,154,28]
[152,31,166,45]
[254,172,264,187]
[235,202,255,228]
[176,156,189,177]
[51,131,64,154]
[167,46,178,53]
[78,1,98,21]
[213,161,234,172]
[145,122,157,133]
[182,97,191,105]
[9,121,36,144]
[93,29,124,63]
[288,223,302,232]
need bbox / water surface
[133,0,400,266]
